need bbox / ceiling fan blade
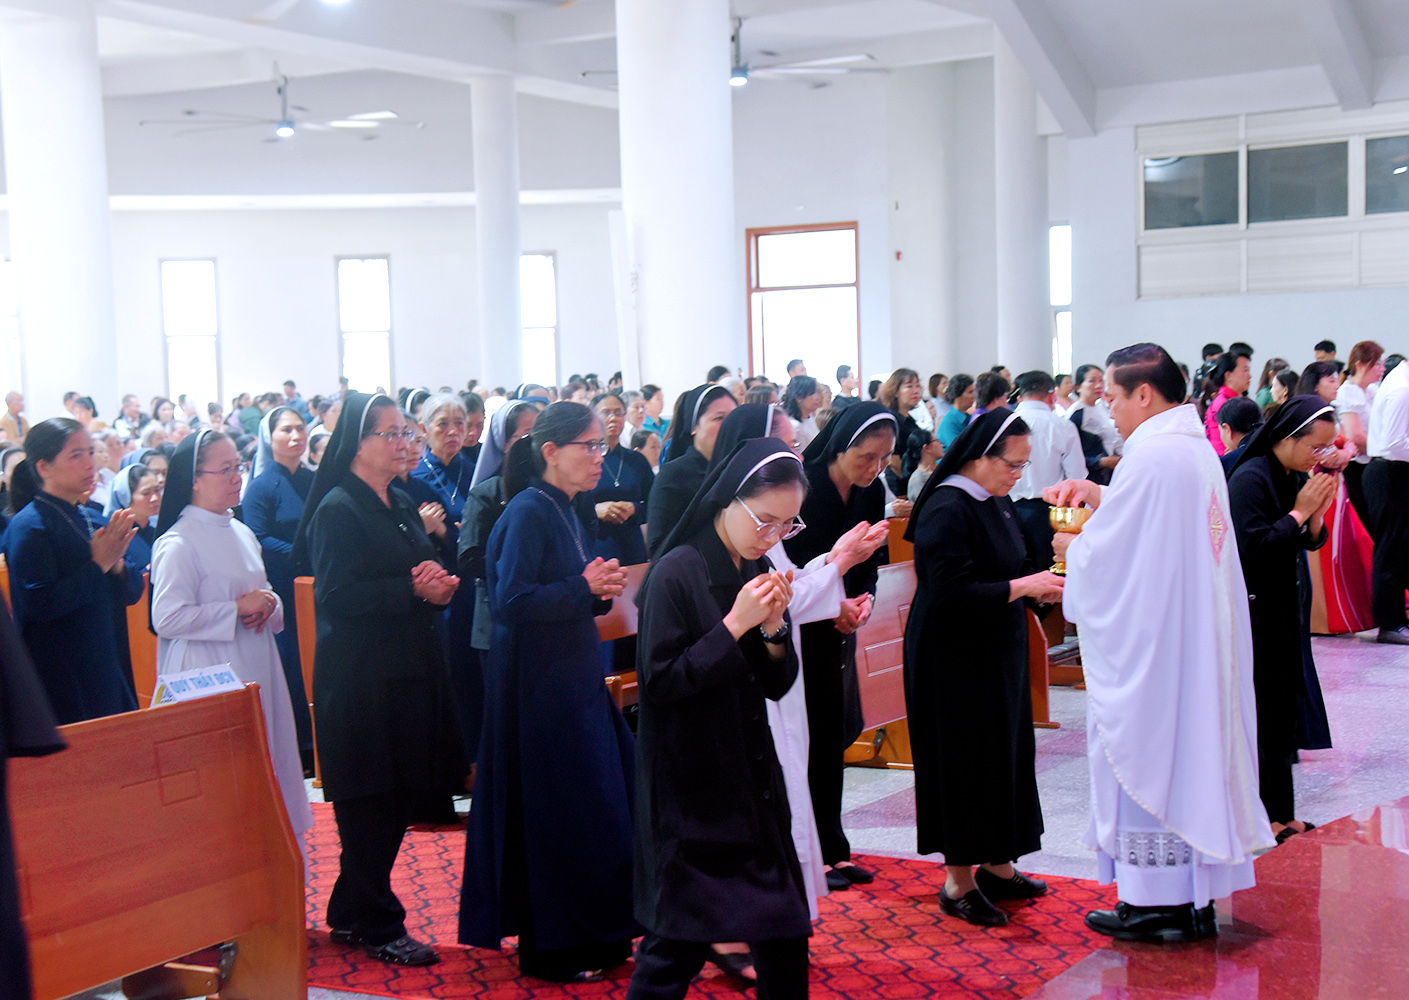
[345,110,399,121]
[141,112,272,126]
[769,53,875,69]
[173,122,270,136]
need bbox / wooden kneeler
[10,685,306,1000]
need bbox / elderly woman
[460,402,635,983]
[646,383,736,556]
[1229,397,1339,844]
[3,419,141,723]
[241,406,316,775]
[585,393,654,567]
[150,430,313,856]
[903,411,1064,927]
[293,393,462,967]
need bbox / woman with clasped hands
[460,402,637,984]
[293,393,464,969]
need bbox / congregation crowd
[1,335,1407,999]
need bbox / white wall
[948,58,998,376]
[1068,126,1409,377]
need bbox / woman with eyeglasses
[150,430,313,854]
[460,402,636,984]
[293,393,462,968]
[903,410,1064,927]
[782,401,897,894]
[1228,397,1339,844]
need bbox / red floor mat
[305,803,1118,999]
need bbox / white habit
[765,542,845,919]
[150,506,315,854]
[1063,404,1273,907]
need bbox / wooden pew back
[294,576,320,786]
[10,685,306,1000]
[855,561,916,731]
[128,572,158,708]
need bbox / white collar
[940,473,992,501]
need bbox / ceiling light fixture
[1395,165,1408,175]
[275,120,295,138]
[730,16,749,87]
[730,65,749,87]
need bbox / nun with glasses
[646,383,737,557]
[630,438,812,1000]
[292,393,462,968]
[1228,396,1339,844]
[782,401,897,892]
[149,430,313,853]
[902,410,1064,927]
[242,405,317,775]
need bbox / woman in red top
[1202,354,1251,454]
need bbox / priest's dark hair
[1015,370,1055,398]
[1217,396,1263,435]
[944,373,974,404]
[155,429,233,538]
[1108,342,1187,405]
[974,371,1010,409]
[7,418,86,515]
[1296,361,1339,396]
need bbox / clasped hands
[412,559,460,605]
[595,501,636,525]
[582,556,628,598]
[235,589,279,633]
[724,569,795,640]
[90,508,137,574]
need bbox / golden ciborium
[1049,506,1092,575]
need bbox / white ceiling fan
[138,71,422,142]
[730,18,887,87]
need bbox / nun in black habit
[293,393,464,968]
[459,402,636,984]
[0,593,65,1000]
[781,401,896,890]
[1228,396,1338,842]
[645,384,736,557]
[630,438,811,1000]
[902,410,1063,927]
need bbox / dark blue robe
[460,480,636,961]
[242,463,316,763]
[3,495,141,724]
[585,445,654,567]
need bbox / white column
[0,8,118,420]
[615,0,736,395]
[470,74,524,388]
[992,36,1052,375]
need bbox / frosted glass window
[521,253,558,388]
[1366,135,1409,215]
[756,229,857,288]
[337,257,392,393]
[1053,310,1072,376]
[750,286,858,388]
[1049,225,1072,306]
[1248,142,1347,222]
[160,259,219,411]
[1143,153,1239,230]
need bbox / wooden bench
[129,572,159,708]
[10,684,306,1000]
[597,563,648,709]
[294,576,321,788]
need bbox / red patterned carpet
[305,803,1118,999]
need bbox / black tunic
[634,527,808,942]
[1228,455,1329,765]
[646,447,708,558]
[305,475,463,801]
[902,484,1043,865]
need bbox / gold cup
[1049,506,1092,575]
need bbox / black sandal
[709,947,757,984]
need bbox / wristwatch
[759,621,790,644]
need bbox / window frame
[158,257,222,414]
[745,221,861,381]
[520,250,561,390]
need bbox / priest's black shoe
[1085,902,1212,943]
[975,867,1048,901]
[365,935,440,966]
[939,887,1008,927]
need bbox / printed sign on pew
[152,664,245,705]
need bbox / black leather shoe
[365,935,440,966]
[329,929,365,946]
[939,887,1008,927]
[835,863,875,885]
[1193,903,1217,939]
[1377,627,1409,645]
[975,867,1049,901]
[1085,902,1212,943]
[825,869,853,891]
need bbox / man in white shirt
[1365,359,1409,645]
[1009,371,1087,572]
[1047,342,1272,943]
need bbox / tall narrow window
[521,253,558,388]
[160,259,220,411]
[747,224,859,389]
[1050,225,1072,375]
[337,257,392,394]
[0,261,20,397]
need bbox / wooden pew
[128,572,159,708]
[847,561,916,768]
[886,516,912,564]
[1028,608,1059,729]
[597,563,648,710]
[294,576,321,787]
[10,685,306,1000]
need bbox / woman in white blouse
[1334,340,1385,529]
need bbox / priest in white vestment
[150,430,314,862]
[1048,343,1274,943]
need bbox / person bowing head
[646,383,737,557]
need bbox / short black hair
[1228,342,1254,360]
[1074,364,1101,386]
[867,379,881,399]
[1106,343,1186,405]
[630,428,654,450]
[974,372,1011,409]
[1385,353,1404,375]
[1315,339,1336,354]
[787,359,805,373]
[944,374,974,404]
[836,364,852,382]
[706,365,730,383]
[283,379,296,388]
[1202,343,1223,359]
[1015,370,1055,397]
[1217,396,1263,435]
[1296,361,1339,396]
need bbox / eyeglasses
[370,429,416,443]
[196,464,242,480]
[992,455,1031,472]
[738,498,806,541]
[1309,444,1338,458]
[564,439,609,456]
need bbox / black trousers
[800,622,854,866]
[1342,462,1374,538]
[1012,498,1056,574]
[1365,459,1409,631]
[626,934,809,1000]
[328,789,414,946]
